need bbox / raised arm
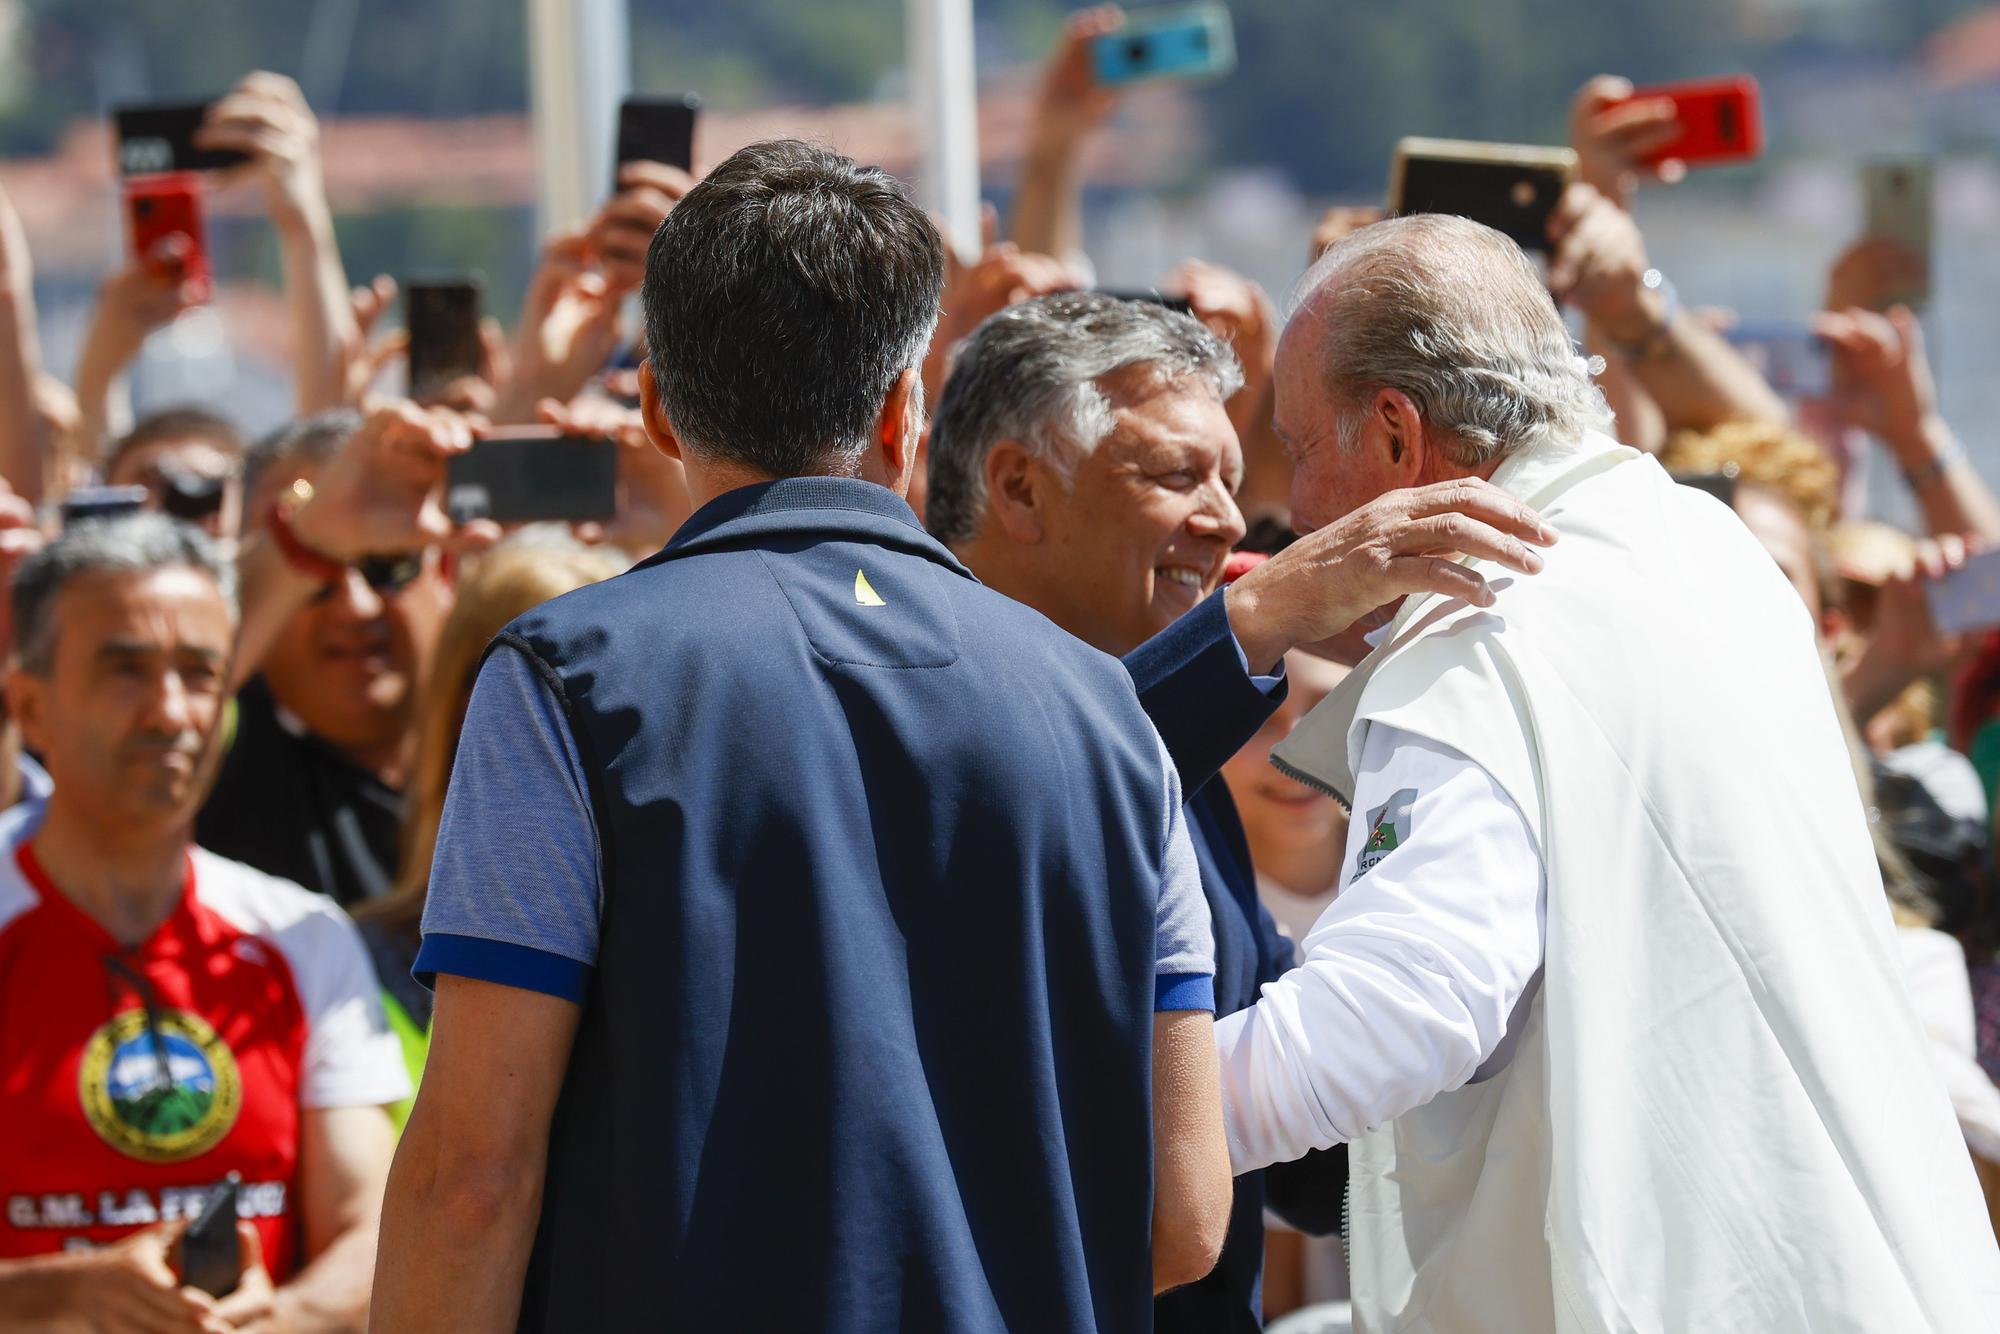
[371,976,580,1332]
[1547,182,1787,433]
[0,185,51,505]
[1012,6,1124,265]
[200,73,358,416]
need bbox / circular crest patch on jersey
[78,1008,242,1162]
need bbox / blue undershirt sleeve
[1151,729,1216,1012]
[414,643,604,1003]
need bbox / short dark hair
[242,409,363,506]
[105,407,245,481]
[642,139,945,478]
[13,513,236,674]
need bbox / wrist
[268,179,332,238]
[272,481,350,573]
[1594,274,1672,350]
[1223,577,1288,677]
[1886,410,1952,464]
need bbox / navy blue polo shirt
[417,477,1216,1332]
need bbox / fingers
[1402,479,1559,545]
[1544,181,1601,251]
[352,274,397,334]
[1571,74,1636,119]
[614,160,696,199]
[978,200,1001,250]
[1394,513,1548,576]
[1388,555,1499,610]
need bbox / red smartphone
[123,172,211,302]
[1619,76,1763,168]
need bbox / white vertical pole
[528,0,630,236]
[905,0,982,261]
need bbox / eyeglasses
[309,553,426,604]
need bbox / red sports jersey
[0,809,408,1279]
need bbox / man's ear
[983,441,1050,545]
[1373,387,1431,483]
[864,367,921,496]
[638,361,683,463]
[5,667,46,763]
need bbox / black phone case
[113,104,251,176]
[446,435,620,524]
[179,1175,242,1298]
[1395,157,1567,252]
[406,281,485,401]
[614,96,699,188]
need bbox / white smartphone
[1862,158,1934,310]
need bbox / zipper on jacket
[1270,751,1352,814]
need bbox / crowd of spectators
[0,9,1998,1330]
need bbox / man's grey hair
[643,139,946,478]
[242,409,362,506]
[925,292,1244,545]
[1302,213,1612,468]
[13,512,237,674]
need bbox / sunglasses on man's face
[309,553,426,604]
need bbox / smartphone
[59,485,150,528]
[405,277,485,403]
[1925,548,2000,637]
[113,102,250,176]
[1617,76,1763,168]
[1093,288,1195,315]
[1863,158,1934,310]
[1389,138,1577,253]
[446,429,619,525]
[124,173,212,302]
[1725,323,1832,400]
[177,1173,242,1298]
[1675,471,1739,510]
[614,95,699,191]
[1091,4,1236,86]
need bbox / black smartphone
[1675,471,1739,510]
[112,102,250,176]
[59,485,150,528]
[446,429,619,524]
[1093,288,1196,316]
[614,95,699,190]
[178,1172,242,1298]
[1389,138,1577,253]
[405,277,485,403]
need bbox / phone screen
[446,431,619,524]
[1926,548,2000,637]
[1863,160,1934,310]
[615,96,699,188]
[406,279,485,403]
[113,103,250,176]
[1092,288,1195,315]
[1392,145,1572,252]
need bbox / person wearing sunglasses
[194,404,479,910]
[102,407,247,544]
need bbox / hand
[1569,74,1685,208]
[935,206,1084,348]
[1824,237,1927,316]
[198,72,328,224]
[212,1221,282,1332]
[339,273,408,404]
[1546,182,1662,343]
[591,161,696,295]
[1307,205,1387,267]
[1846,535,1972,720]
[1224,478,1558,673]
[497,231,624,423]
[0,479,43,658]
[52,1223,232,1333]
[1813,304,1936,452]
[289,400,485,561]
[85,248,205,369]
[538,396,691,553]
[1030,5,1125,147]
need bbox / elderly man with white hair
[1219,212,2000,1332]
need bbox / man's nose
[323,567,386,621]
[1186,485,1247,549]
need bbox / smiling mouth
[1156,566,1210,595]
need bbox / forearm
[1890,414,2000,546]
[371,1142,545,1331]
[273,1223,375,1333]
[1602,311,1788,434]
[1011,131,1089,264]
[69,330,138,472]
[234,532,326,689]
[1584,334,1667,455]
[0,292,47,504]
[0,1254,81,1325]
[275,194,360,416]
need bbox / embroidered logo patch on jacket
[1354,788,1417,880]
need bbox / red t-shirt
[0,810,408,1278]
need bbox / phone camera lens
[1510,180,1536,209]
[1127,38,1149,61]
[133,199,154,218]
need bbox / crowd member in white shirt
[1217,209,2000,1332]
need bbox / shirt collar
[652,476,976,579]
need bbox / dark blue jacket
[1127,591,1349,1332]
[501,479,1171,1333]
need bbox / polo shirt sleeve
[1214,724,1545,1172]
[1152,729,1216,1013]
[415,644,603,1004]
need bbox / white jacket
[1264,434,2000,1333]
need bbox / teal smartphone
[1091,5,1235,86]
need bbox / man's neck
[32,801,191,948]
[954,533,1132,656]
